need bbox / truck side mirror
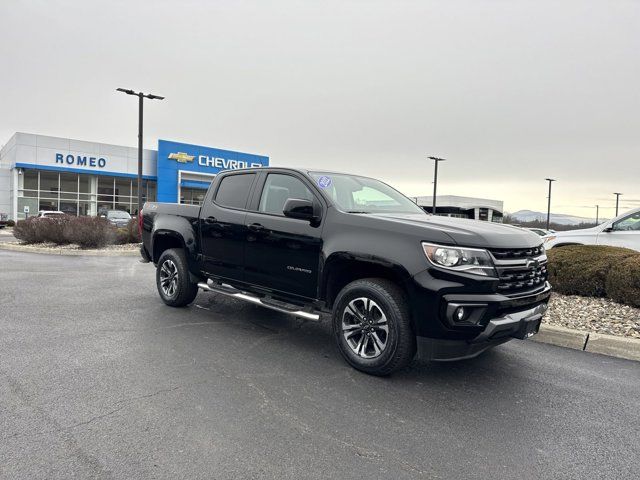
[283,198,321,226]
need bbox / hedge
[13,216,140,249]
[547,245,640,307]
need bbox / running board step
[197,281,320,321]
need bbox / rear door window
[214,173,256,210]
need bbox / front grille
[488,246,548,296]
[495,263,548,294]
[489,245,544,260]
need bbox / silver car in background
[102,210,132,228]
[544,207,640,252]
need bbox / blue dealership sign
[156,139,269,203]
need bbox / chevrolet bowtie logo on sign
[168,152,195,163]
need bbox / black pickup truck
[140,167,551,375]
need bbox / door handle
[205,216,217,224]
[248,223,265,232]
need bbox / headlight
[543,235,556,244]
[422,242,496,277]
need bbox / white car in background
[36,210,67,218]
[527,227,553,237]
[544,207,640,252]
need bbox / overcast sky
[1,0,638,217]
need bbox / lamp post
[545,178,555,230]
[116,88,165,214]
[595,205,599,224]
[613,192,622,217]
[427,156,446,215]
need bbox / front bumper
[416,286,551,361]
[417,304,546,362]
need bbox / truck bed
[143,202,201,223]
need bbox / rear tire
[332,278,416,376]
[156,248,199,307]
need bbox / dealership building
[414,195,504,222]
[0,132,269,219]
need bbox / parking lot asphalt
[1,250,638,480]
[0,228,16,243]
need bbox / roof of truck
[219,166,374,178]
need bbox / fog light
[455,307,466,322]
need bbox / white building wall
[0,168,11,218]
[0,139,17,219]
[415,195,504,213]
[8,133,157,177]
[0,132,159,219]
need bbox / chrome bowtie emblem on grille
[525,259,540,270]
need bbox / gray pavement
[1,250,638,479]
[0,228,16,243]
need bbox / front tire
[156,248,199,307]
[332,278,416,376]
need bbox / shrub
[63,216,115,248]
[13,217,41,243]
[7,220,15,227]
[114,227,129,245]
[112,219,140,245]
[606,255,640,307]
[547,245,640,307]
[12,215,141,248]
[15,216,73,244]
[125,217,141,243]
[36,217,70,245]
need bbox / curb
[534,324,640,362]
[586,333,640,362]
[0,242,140,257]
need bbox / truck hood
[370,213,542,249]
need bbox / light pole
[116,88,165,214]
[613,192,622,217]
[545,178,555,230]
[595,205,599,224]
[428,156,446,215]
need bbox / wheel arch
[150,213,199,265]
[152,230,188,264]
[321,253,414,310]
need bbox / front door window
[613,212,640,231]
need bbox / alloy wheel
[159,259,179,297]
[341,297,389,359]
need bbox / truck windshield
[310,172,425,215]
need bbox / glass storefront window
[147,181,156,202]
[39,199,58,211]
[180,187,207,205]
[18,197,39,217]
[78,201,92,216]
[16,170,155,218]
[79,176,90,193]
[19,189,38,198]
[60,201,78,215]
[97,176,115,204]
[40,171,59,197]
[60,173,78,193]
[23,170,38,190]
[115,203,131,213]
[115,178,131,197]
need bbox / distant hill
[509,210,598,226]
